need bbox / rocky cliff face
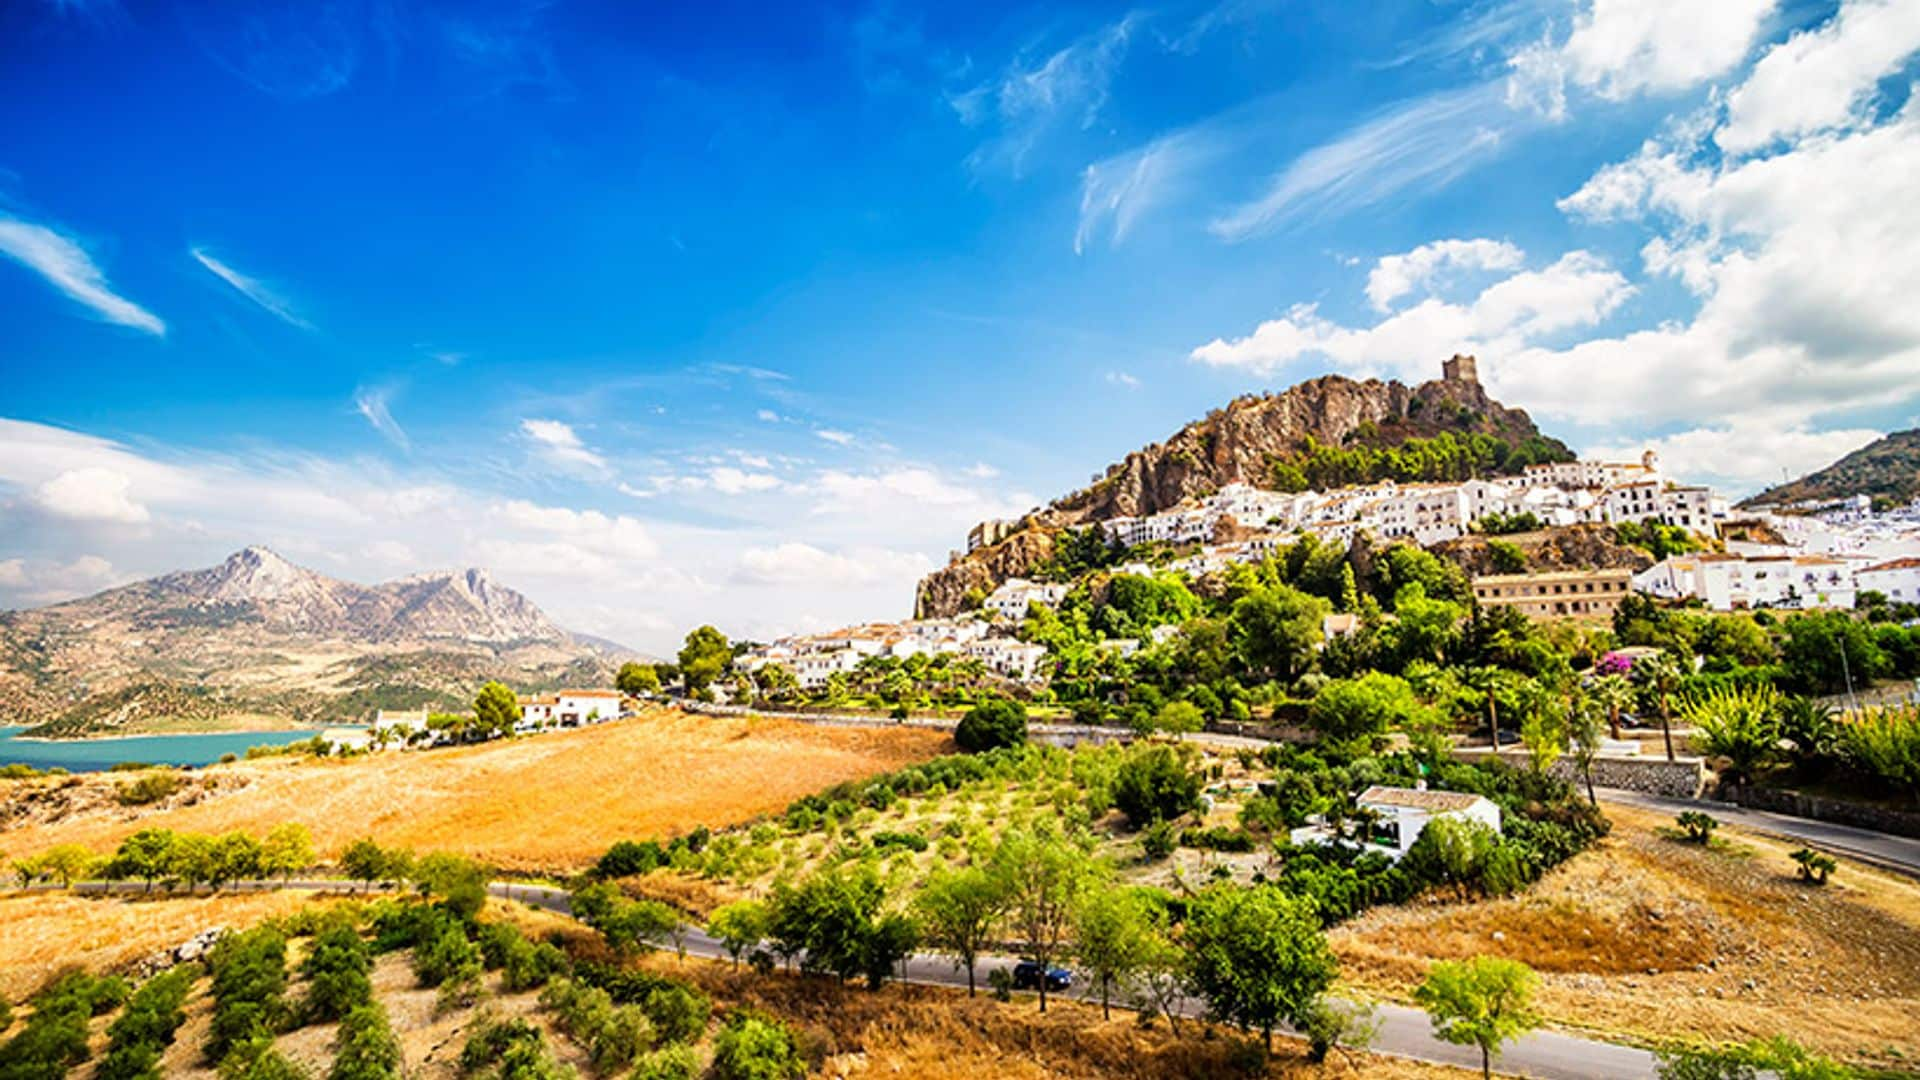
[1431,525,1654,578]
[1051,358,1556,524]
[914,529,1055,620]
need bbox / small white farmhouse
[1291,785,1502,862]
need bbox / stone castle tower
[1442,354,1479,384]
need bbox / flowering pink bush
[1595,652,1634,676]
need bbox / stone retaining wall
[1724,785,1920,840]
[1455,748,1705,799]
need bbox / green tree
[38,843,94,888]
[955,696,1027,753]
[767,864,889,986]
[991,827,1099,1012]
[1308,672,1430,750]
[209,832,264,888]
[1183,885,1338,1053]
[1414,955,1540,1080]
[339,838,398,892]
[108,828,176,892]
[300,924,373,1023]
[912,866,1008,997]
[98,967,193,1080]
[677,625,733,693]
[1591,673,1635,742]
[1566,693,1606,807]
[1229,585,1328,682]
[1780,612,1886,696]
[259,824,314,882]
[1074,887,1154,1020]
[708,900,770,971]
[473,681,520,740]
[616,661,662,696]
[1111,744,1202,827]
[1632,652,1683,762]
[1151,699,1206,734]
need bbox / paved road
[1598,787,1920,878]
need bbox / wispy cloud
[521,418,607,472]
[0,215,165,335]
[1106,371,1141,388]
[814,428,857,446]
[1211,81,1523,240]
[190,246,314,330]
[958,12,1147,178]
[1075,127,1221,252]
[353,386,410,451]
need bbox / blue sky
[3,0,1919,651]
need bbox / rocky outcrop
[914,357,1570,618]
[1432,525,1655,577]
[1051,357,1559,524]
[914,529,1055,619]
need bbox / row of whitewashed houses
[1097,450,1720,552]
[739,615,1052,688]
[1634,552,1920,611]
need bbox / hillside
[0,547,642,737]
[917,356,1571,616]
[1742,428,1920,508]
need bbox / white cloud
[0,215,165,335]
[354,386,410,451]
[521,418,607,472]
[755,409,782,423]
[1366,238,1526,312]
[1106,371,1142,388]
[814,428,856,446]
[1510,92,1920,427]
[190,247,314,329]
[1074,127,1217,252]
[1507,0,1777,119]
[0,554,124,607]
[963,463,1000,479]
[1716,0,1920,155]
[959,13,1145,177]
[1583,425,1883,495]
[1211,82,1522,240]
[735,543,933,587]
[34,466,151,524]
[706,467,783,495]
[1191,251,1632,380]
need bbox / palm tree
[1466,666,1514,750]
[1632,654,1683,762]
[1591,673,1635,742]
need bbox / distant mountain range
[1741,428,1920,508]
[916,355,1573,617]
[0,547,643,737]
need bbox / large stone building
[1471,568,1633,619]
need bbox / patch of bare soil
[1331,803,1920,1071]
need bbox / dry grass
[1,708,946,873]
[1331,803,1920,1070]
[644,953,1473,1080]
[0,889,332,1003]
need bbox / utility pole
[1839,635,1858,713]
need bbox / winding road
[1597,787,1920,879]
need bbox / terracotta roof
[1861,557,1920,573]
[1357,785,1487,813]
[561,689,623,698]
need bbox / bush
[98,967,194,1080]
[458,1012,572,1079]
[1307,673,1429,749]
[539,979,654,1073]
[1791,848,1836,886]
[632,1044,700,1080]
[207,927,290,1065]
[1180,826,1256,852]
[413,919,482,989]
[116,770,184,806]
[301,924,373,1023]
[596,839,666,879]
[0,971,131,1079]
[1141,821,1177,860]
[1112,745,1202,828]
[327,1002,401,1080]
[1676,811,1718,844]
[868,830,928,853]
[1836,704,1920,796]
[711,1009,805,1080]
[955,697,1027,753]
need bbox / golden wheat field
[0,708,947,873]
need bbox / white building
[1632,553,1858,610]
[963,637,1050,681]
[1289,785,1502,862]
[519,689,625,729]
[983,578,1069,622]
[1857,556,1920,604]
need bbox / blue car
[1011,961,1072,992]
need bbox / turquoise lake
[0,726,322,772]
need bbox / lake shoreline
[0,726,325,772]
